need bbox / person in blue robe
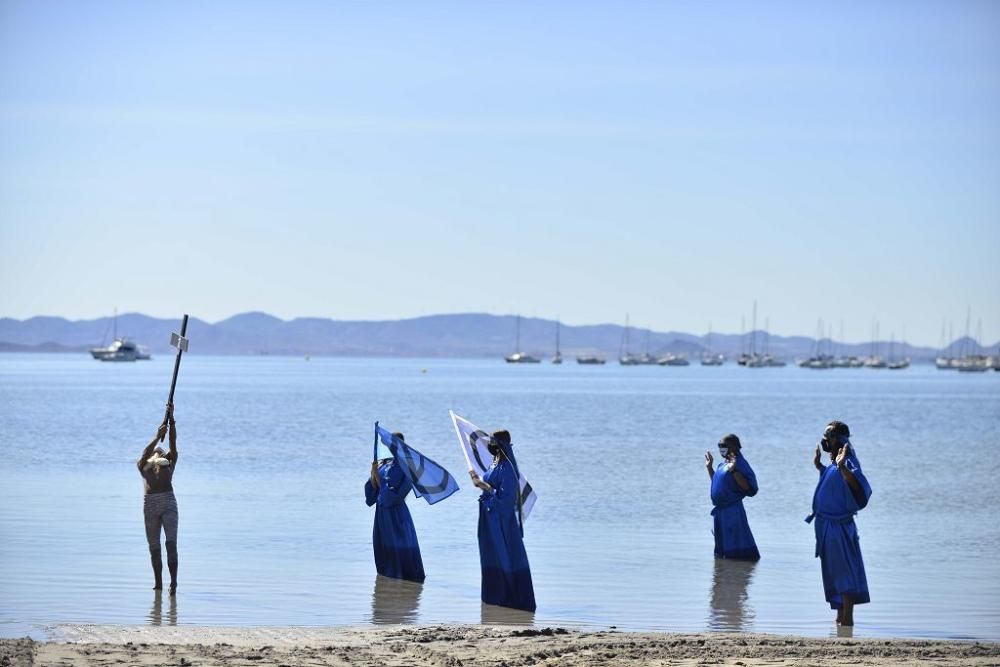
[806,420,872,626]
[469,429,536,612]
[704,434,760,561]
[364,432,426,583]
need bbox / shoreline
[3,625,999,666]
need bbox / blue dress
[710,454,761,561]
[807,450,872,609]
[478,458,536,612]
[364,460,425,583]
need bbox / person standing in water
[806,420,872,626]
[138,404,179,594]
[364,432,426,583]
[469,429,536,612]
[704,434,760,561]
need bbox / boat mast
[113,306,118,341]
[741,315,746,356]
[964,306,971,358]
[555,319,560,356]
[515,315,521,354]
[750,300,757,357]
[620,313,630,358]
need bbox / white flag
[449,410,537,520]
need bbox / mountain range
[2,312,996,361]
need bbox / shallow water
[1,354,998,639]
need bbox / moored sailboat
[504,315,541,363]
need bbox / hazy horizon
[3,308,998,349]
[2,2,998,346]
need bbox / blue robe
[478,458,536,612]
[711,454,761,561]
[806,450,872,609]
[364,460,425,583]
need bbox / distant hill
[0,312,994,361]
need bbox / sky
[1,1,998,346]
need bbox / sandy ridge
[3,625,1000,666]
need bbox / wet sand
[3,625,999,666]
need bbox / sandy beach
[3,625,999,666]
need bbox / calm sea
[1,354,998,640]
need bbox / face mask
[718,445,730,459]
[821,435,848,453]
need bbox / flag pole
[161,314,189,439]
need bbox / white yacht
[91,337,140,362]
[89,309,150,362]
[657,353,690,366]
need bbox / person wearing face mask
[704,434,760,561]
[469,429,536,612]
[138,404,179,594]
[806,420,872,626]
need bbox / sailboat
[637,329,658,364]
[887,328,910,370]
[701,323,724,366]
[746,302,785,367]
[551,319,563,364]
[504,315,541,363]
[863,320,886,368]
[619,314,642,365]
[957,311,988,372]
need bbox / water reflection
[708,559,756,631]
[834,625,855,638]
[370,575,422,624]
[148,590,177,626]
[481,602,535,626]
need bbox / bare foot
[169,584,177,596]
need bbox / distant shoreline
[3,625,998,666]
[3,311,993,360]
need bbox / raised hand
[814,444,823,470]
[704,451,714,471]
[156,423,168,442]
[835,443,850,468]
[725,458,736,473]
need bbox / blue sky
[1,1,997,345]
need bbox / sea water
[1,354,998,639]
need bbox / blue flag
[374,424,460,505]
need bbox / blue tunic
[807,450,872,609]
[364,460,425,583]
[710,454,761,561]
[478,458,536,612]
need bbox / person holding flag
[806,420,872,626]
[704,433,760,561]
[469,429,536,613]
[138,403,179,594]
[365,424,459,583]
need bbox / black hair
[825,421,850,444]
[391,432,405,442]
[488,429,510,457]
[718,433,742,450]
